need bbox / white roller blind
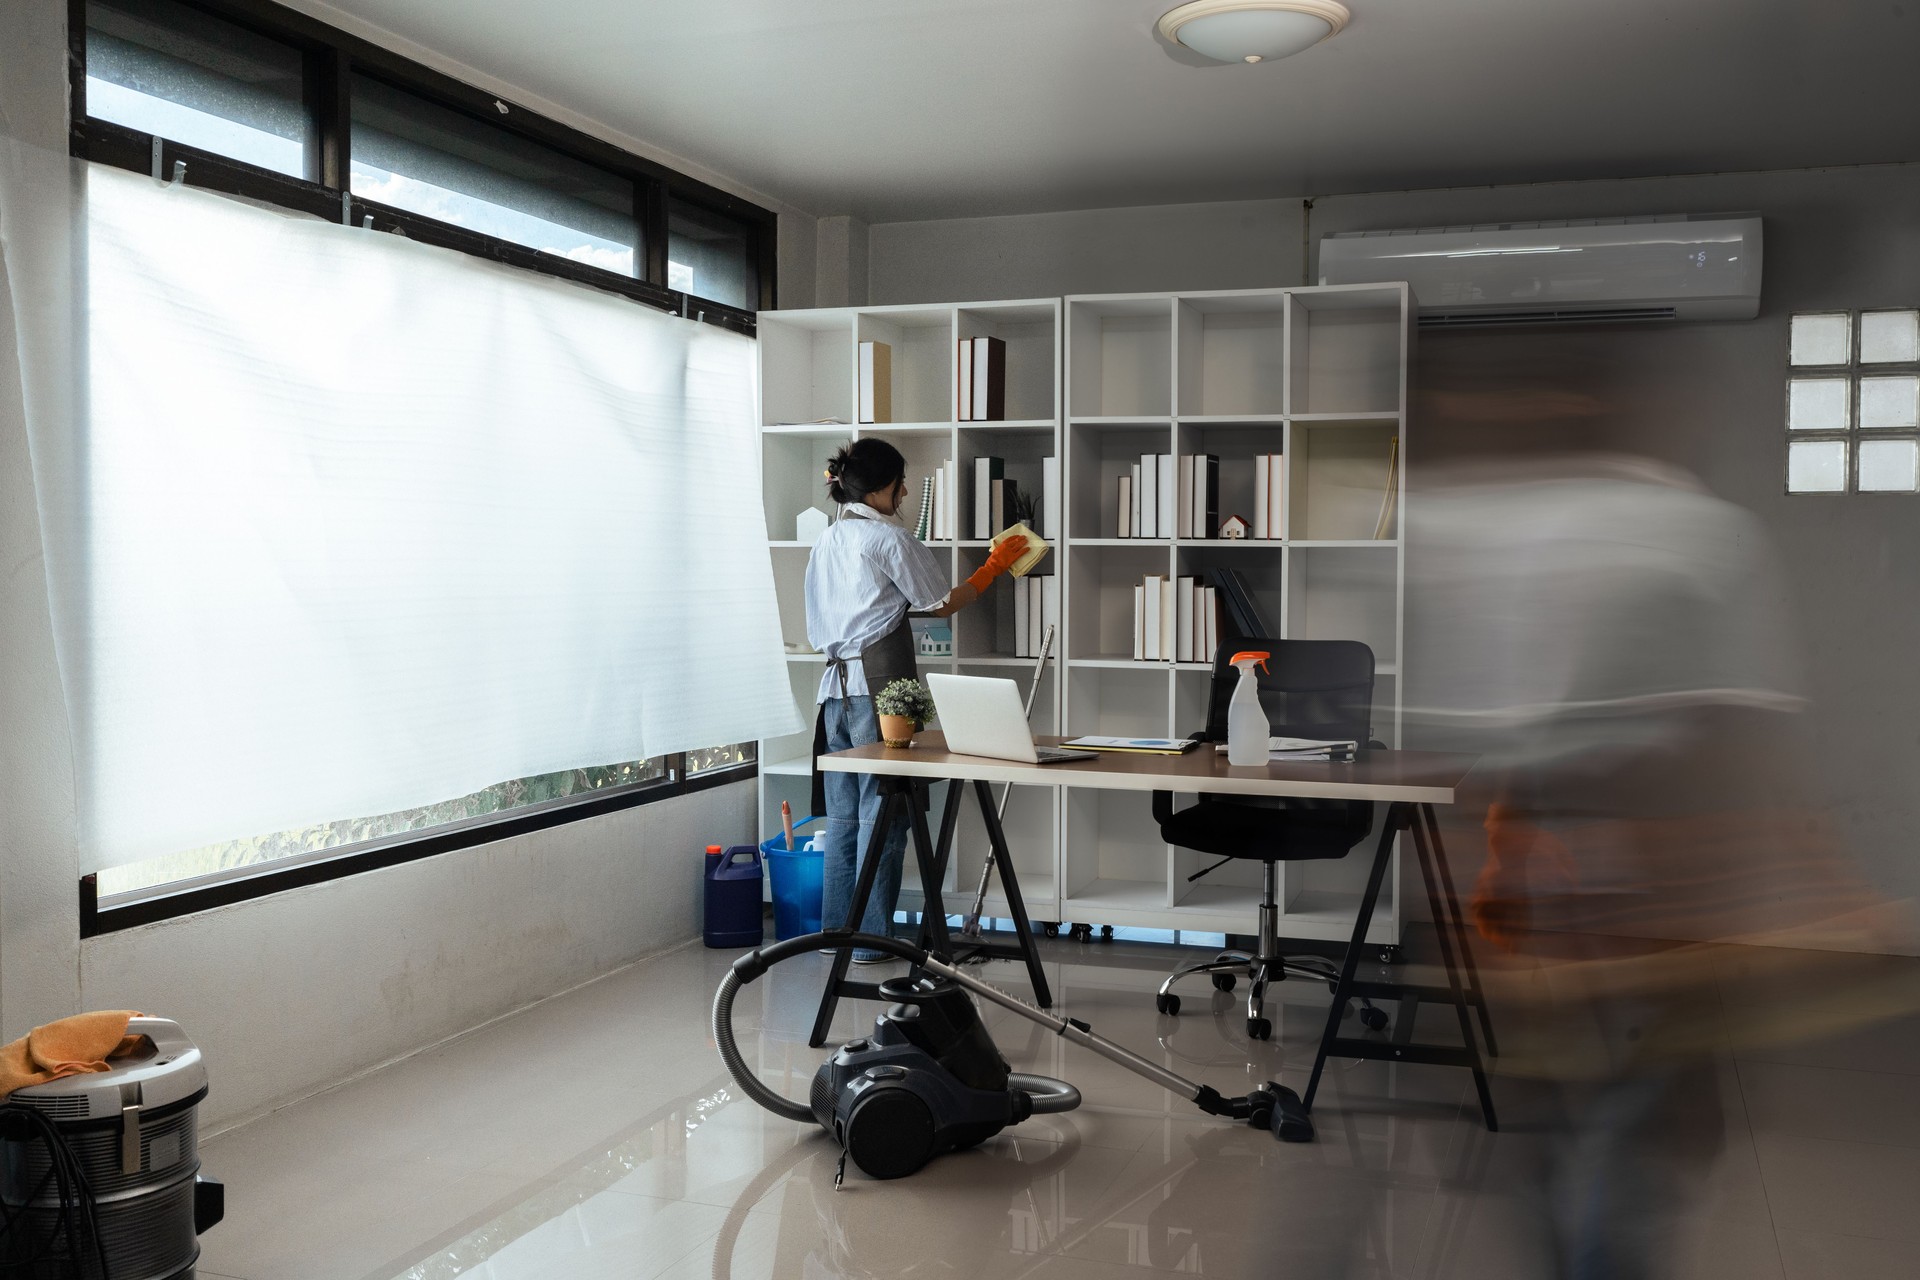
[74,164,801,871]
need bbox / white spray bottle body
[1226,651,1271,767]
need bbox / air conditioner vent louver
[1419,306,1679,329]
[1321,215,1761,326]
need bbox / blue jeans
[819,695,908,961]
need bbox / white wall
[864,163,1920,942]
[82,783,754,1129]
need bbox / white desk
[815,735,1498,1128]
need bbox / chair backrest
[1200,638,1375,745]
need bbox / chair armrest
[1151,789,1175,827]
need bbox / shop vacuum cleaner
[714,931,1313,1183]
[0,1017,223,1279]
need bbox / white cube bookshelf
[1061,286,1410,945]
[756,300,1065,922]
[756,285,1410,947]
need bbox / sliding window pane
[351,75,638,275]
[85,0,309,178]
[668,196,757,309]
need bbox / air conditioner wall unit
[1319,214,1762,327]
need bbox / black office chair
[1151,638,1387,1041]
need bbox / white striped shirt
[804,503,950,700]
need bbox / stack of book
[1130,575,1221,663]
[957,336,1006,421]
[1116,453,1221,538]
[914,459,960,541]
[1011,573,1059,658]
[1252,454,1284,539]
[970,455,1060,541]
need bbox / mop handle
[962,624,1055,931]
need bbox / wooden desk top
[818,734,1478,804]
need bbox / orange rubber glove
[966,535,1029,593]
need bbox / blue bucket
[762,817,825,942]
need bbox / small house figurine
[1219,514,1251,540]
[795,506,830,545]
[915,621,953,658]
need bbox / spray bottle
[1226,650,1271,766]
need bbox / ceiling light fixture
[1157,0,1351,64]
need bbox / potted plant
[874,678,935,749]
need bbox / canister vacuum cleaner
[713,930,1313,1183]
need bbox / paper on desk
[1215,736,1358,758]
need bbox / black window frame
[67,0,769,933]
[67,0,778,332]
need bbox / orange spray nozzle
[1228,650,1270,673]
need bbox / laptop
[926,673,1097,765]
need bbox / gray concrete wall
[865,164,1920,939]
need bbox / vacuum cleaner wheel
[843,1087,939,1180]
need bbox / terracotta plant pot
[878,714,918,749]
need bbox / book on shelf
[1200,584,1219,665]
[1042,456,1060,540]
[1061,736,1199,754]
[1013,571,1031,656]
[973,456,1003,540]
[858,340,891,424]
[1254,454,1269,539]
[1158,568,1176,659]
[957,340,973,421]
[1157,454,1175,541]
[1267,453,1285,539]
[1130,463,1142,535]
[1373,435,1400,540]
[1133,583,1146,660]
[1191,453,1219,539]
[1041,574,1059,660]
[1177,455,1193,539]
[1138,453,1157,539]
[969,336,1006,421]
[1142,576,1164,660]
[1117,473,1133,538]
[913,474,934,540]
[1167,579,1182,667]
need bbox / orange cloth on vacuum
[0,1010,145,1099]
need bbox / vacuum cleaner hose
[1009,1073,1081,1113]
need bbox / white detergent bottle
[1226,650,1272,766]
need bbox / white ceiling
[312,0,1920,222]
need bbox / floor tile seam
[1732,1055,1793,1274]
[198,935,706,1142]
[1730,1050,1920,1081]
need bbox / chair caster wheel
[1155,992,1181,1016]
[1099,925,1114,942]
[1211,973,1236,993]
[1041,922,1059,938]
[1359,1006,1390,1031]
[1069,923,1094,943]
[1247,1017,1272,1041]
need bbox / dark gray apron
[809,508,921,815]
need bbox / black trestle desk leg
[809,783,905,1048]
[905,781,954,960]
[972,778,1054,1008]
[1421,803,1498,1057]
[1303,803,1402,1114]
[1411,805,1498,1131]
[916,781,966,953]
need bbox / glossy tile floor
[192,933,1920,1280]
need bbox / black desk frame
[809,776,1053,1048]
[1303,801,1500,1130]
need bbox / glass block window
[1789,312,1851,366]
[1787,440,1847,493]
[1860,310,1920,365]
[1787,377,1849,430]
[1787,310,1920,494]
[1858,440,1919,493]
[1860,375,1920,430]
